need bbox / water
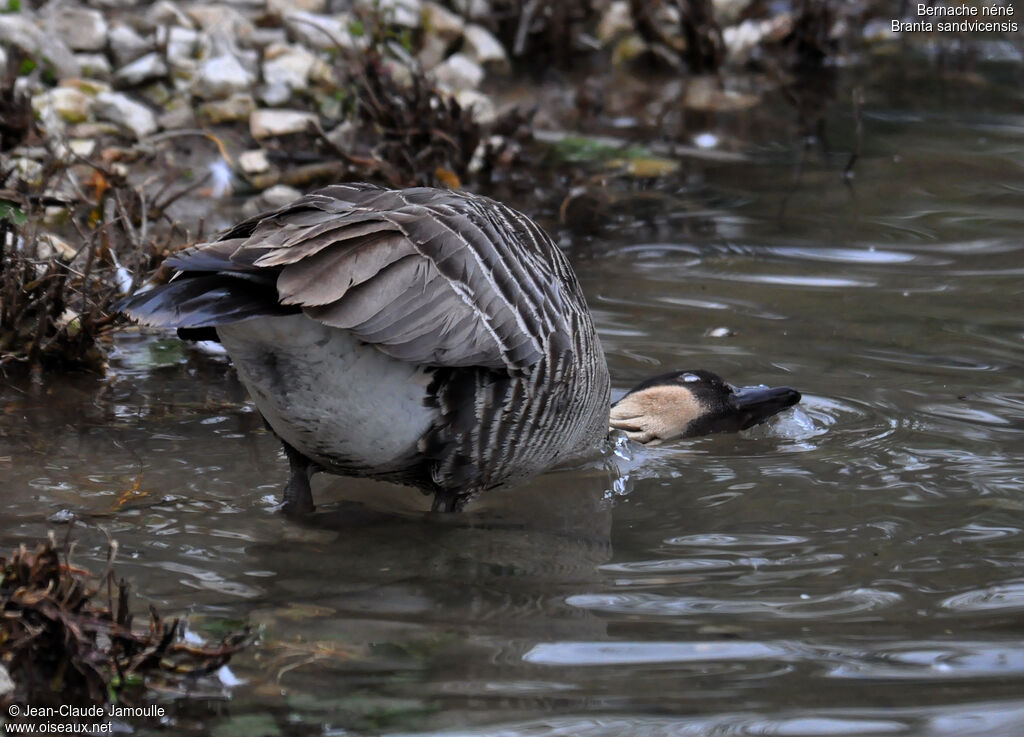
[3,57,1024,736]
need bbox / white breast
[217,314,435,472]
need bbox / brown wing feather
[276,233,415,306]
[126,183,585,373]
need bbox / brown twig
[843,85,864,180]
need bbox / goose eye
[681,373,701,383]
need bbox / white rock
[259,83,291,106]
[462,24,508,69]
[9,157,44,186]
[32,87,92,125]
[64,78,112,95]
[723,16,791,64]
[37,233,77,260]
[423,1,464,42]
[432,52,483,91]
[158,102,197,129]
[156,26,200,64]
[0,15,80,79]
[723,20,759,64]
[454,88,495,124]
[64,121,120,138]
[597,1,632,43]
[198,93,255,123]
[12,77,34,103]
[250,109,318,138]
[75,53,113,78]
[261,184,302,208]
[226,48,259,79]
[284,11,365,51]
[0,664,14,699]
[115,52,168,86]
[53,137,95,166]
[268,0,326,13]
[170,61,198,91]
[68,139,97,157]
[108,23,152,65]
[238,149,270,174]
[93,91,158,138]
[262,43,315,92]
[192,54,255,99]
[144,0,195,29]
[0,13,33,47]
[418,34,449,70]
[308,56,333,86]
[466,136,491,174]
[250,27,289,48]
[713,0,750,25]
[355,0,422,29]
[52,8,108,52]
[188,5,255,42]
[449,0,489,20]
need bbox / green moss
[550,135,651,164]
[0,201,27,226]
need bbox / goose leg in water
[282,441,318,514]
[431,489,470,514]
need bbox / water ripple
[396,713,909,737]
[566,588,901,619]
[664,533,810,547]
[524,637,1024,683]
[700,272,878,288]
[827,640,1024,680]
[523,640,792,666]
[601,551,842,578]
[388,703,1024,737]
[941,581,1024,613]
[918,403,1014,427]
[859,348,1006,372]
[768,246,922,265]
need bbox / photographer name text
[9,705,164,718]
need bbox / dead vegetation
[629,0,725,73]
[0,73,212,376]
[251,4,536,191]
[343,51,532,188]
[478,0,598,67]
[0,533,251,706]
[447,0,853,74]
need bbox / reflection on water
[3,59,1024,736]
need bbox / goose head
[609,369,801,445]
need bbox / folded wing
[117,183,582,373]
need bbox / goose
[117,183,800,513]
